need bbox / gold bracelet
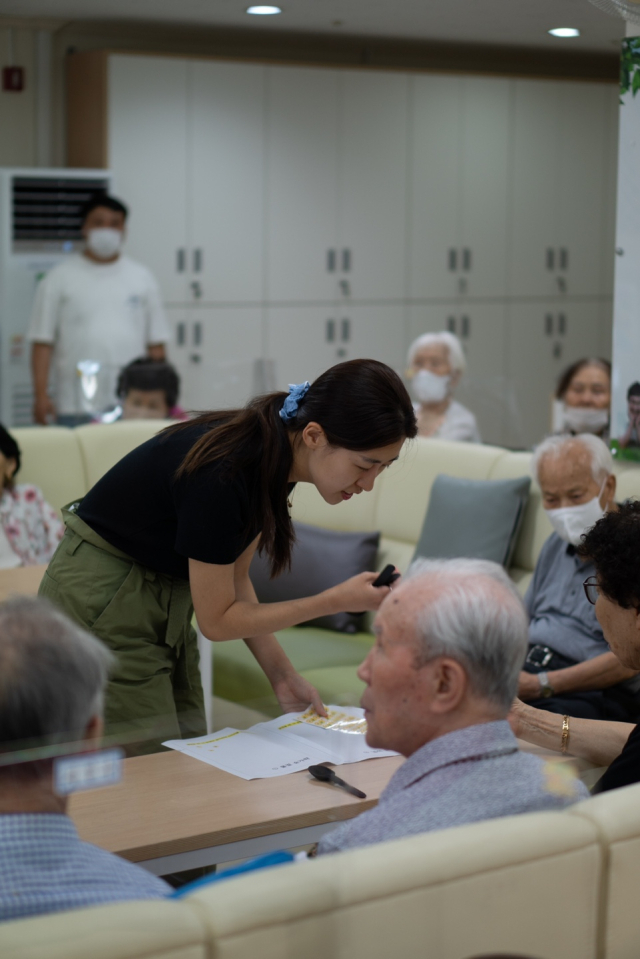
[561,715,570,754]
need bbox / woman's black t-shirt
[77,423,262,580]
[593,723,640,793]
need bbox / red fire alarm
[2,67,25,92]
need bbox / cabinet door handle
[558,313,567,336]
[177,249,186,273]
[462,248,472,272]
[193,321,203,347]
[191,281,202,300]
[341,318,351,342]
[326,319,336,343]
[339,279,351,298]
[193,249,203,273]
[545,314,554,336]
[546,248,555,271]
[553,342,562,360]
[341,249,351,272]
[327,249,336,272]
[448,249,457,272]
[461,315,470,339]
[559,248,568,271]
[447,316,456,334]
[176,321,186,346]
[189,353,202,364]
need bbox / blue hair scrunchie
[279,381,310,423]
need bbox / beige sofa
[5,779,640,959]
[10,424,640,714]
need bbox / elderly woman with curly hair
[511,500,640,793]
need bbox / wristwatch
[537,671,555,699]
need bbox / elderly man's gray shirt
[317,721,587,855]
[525,532,608,662]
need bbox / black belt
[525,645,578,672]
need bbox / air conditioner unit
[0,168,112,426]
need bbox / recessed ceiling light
[548,27,581,38]
[246,5,282,13]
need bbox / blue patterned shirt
[0,813,169,922]
[317,721,588,855]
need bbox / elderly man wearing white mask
[406,331,481,442]
[518,433,640,722]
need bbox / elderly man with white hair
[406,330,481,442]
[0,597,169,922]
[517,433,640,722]
[316,558,586,856]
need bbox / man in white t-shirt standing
[28,195,170,426]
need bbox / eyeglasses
[583,576,600,606]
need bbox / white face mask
[544,479,608,546]
[562,405,609,435]
[412,369,451,405]
[86,228,123,260]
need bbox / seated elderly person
[406,331,481,442]
[316,558,587,856]
[512,500,640,793]
[0,597,169,922]
[518,433,640,722]
[554,358,611,439]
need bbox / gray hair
[404,558,528,712]
[407,331,466,374]
[0,597,114,751]
[532,433,613,485]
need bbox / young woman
[40,359,417,754]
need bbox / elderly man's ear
[83,715,104,749]
[424,658,469,714]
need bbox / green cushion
[213,626,373,717]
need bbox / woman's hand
[270,669,327,717]
[326,571,394,615]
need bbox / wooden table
[0,564,46,601]
[69,750,404,875]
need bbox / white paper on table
[163,705,398,780]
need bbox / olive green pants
[39,505,206,755]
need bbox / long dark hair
[167,359,417,575]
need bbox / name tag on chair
[53,748,124,796]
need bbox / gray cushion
[413,474,531,567]
[250,522,380,633]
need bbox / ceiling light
[548,27,581,37]
[246,5,282,14]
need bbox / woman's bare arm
[190,535,389,643]
[509,699,634,767]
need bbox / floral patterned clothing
[0,485,64,567]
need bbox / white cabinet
[265,66,340,303]
[340,304,406,374]
[109,55,265,307]
[266,306,343,388]
[509,80,612,298]
[265,67,408,304]
[408,75,511,300]
[108,55,190,303]
[407,302,509,446]
[338,72,408,301]
[505,300,602,448]
[167,305,264,411]
[189,61,266,304]
[266,304,406,389]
